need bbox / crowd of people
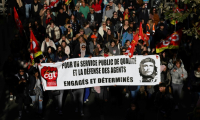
[2,0,200,120]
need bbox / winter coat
[46,24,60,41]
[171,66,187,85]
[121,32,133,47]
[98,26,110,38]
[87,12,98,23]
[56,12,69,26]
[41,39,57,52]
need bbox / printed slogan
[39,55,160,90]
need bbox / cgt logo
[41,66,58,87]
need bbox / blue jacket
[122,32,133,47]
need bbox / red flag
[14,7,23,36]
[125,40,136,58]
[139,22,144,40]
[45,0,59,9]
[30,30,40,53]
[156,29,183,53]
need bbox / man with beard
[139,57,157,82]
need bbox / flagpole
[23,29,29,42]
[175,21,176,32]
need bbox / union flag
[14,7,23,36]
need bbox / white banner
[38,55,160,90]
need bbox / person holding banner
[54,51,68,115]
[29,67,44,118]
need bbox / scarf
[34,4,38,12]
[17,0,23,8]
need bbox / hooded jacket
[171,66,187,84]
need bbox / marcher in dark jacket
[153,23,167,45]
[188,64,200,107]
[87,9,98,29]
[56,8,69,27]
[154,83,174,119]
[15,68,31,120]
[31,0,42,21]
[29,68,43,118]
[137,4,149,25]
[125,103,139,120]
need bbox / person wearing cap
[56,7,70,35]
[139,57,158,82]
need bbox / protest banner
[38,55,160,90]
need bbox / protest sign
[38,55,160,90]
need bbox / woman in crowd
[98,21,110,38]
[102,5,114,22]
[42,8,55,28]
[73,36,89,58]
[171,59,187,109]
[70,14,79,36]
[60,41,70,58]
[149,8,160,26]
[83,22,93,37]
[63,4,72,16]
[103,29,115,48]
[47,46,55,61]
[106,18,114,34]
[29,68,43,118]
[121,28,133,47]
[111,11,119,26]
[118,19,129,41]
